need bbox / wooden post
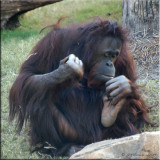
[122,0,159,36]
[1,0,63,29]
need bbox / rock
[70,131,160,159]
[1,0,63,29]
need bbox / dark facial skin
[88,37,132,106]
[88,37,122,87]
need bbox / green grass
[19,0,122,30]
[137,79,159,131]
[1,29,40,41]
[1,0,159,159]
[1,35,41,159]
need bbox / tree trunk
[1,0,63,29]
[122,0,159,36]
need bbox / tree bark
[122,0,159,36]
[1,0,63,29]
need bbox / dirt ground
[129,33,159,80]
[129,33,159,131]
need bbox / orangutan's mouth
[101,75,114,78]
[88,74,114,88]
[95,74,114,83]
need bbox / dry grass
[129,33,159,132]
[130,33,159,80]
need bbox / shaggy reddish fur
[9,18,152,156]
